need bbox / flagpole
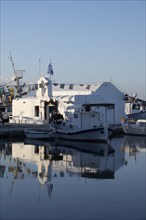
[39,58,41,77]
[49,59,51,81]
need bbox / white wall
[12,97,40,120]
[36,76,52,98]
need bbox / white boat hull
[55,127,107,143]
[122,122,146,136]
[24,126,110,142]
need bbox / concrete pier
[0,123,51,139]
[0,123,124,140]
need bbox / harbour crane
[9,52,25,97]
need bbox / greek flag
[47,62,54,75]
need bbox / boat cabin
[53,82,126,129]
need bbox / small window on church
[35,106,39,117]
[85,105,91,112]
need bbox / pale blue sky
[0,0,145,99]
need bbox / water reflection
[0,136,145,220]
[0,138,145,187]
[1,141,120,184]
[0,137,145,184]
[121,135,146,153]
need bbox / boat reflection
[120,135,146,164]
[1,137,145,181]
[0,137,145,198]
[121,135,146,153]
[0,139,125,184]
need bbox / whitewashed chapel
[10,71,126,128]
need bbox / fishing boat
[54,125,108,143]
[24,121,109,142]
[53,120,113,143]
[124,94,146,120]
[127,110,146,120]
[121,118,146,136]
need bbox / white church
[9,71,126,130]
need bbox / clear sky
[0,0,145,99]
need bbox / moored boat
[127,110,146,120]
[54,126,107,143]
[121,118,146,136]
[24,124,109,142]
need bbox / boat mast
[9,52,23,98]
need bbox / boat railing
[121,117,137,124]
[9,116,44,124]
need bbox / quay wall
[0,123,51,140]
[0,123,124,140]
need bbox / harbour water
[0,135,146,220]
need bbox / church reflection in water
[0,135,145,187]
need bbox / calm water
[0,136,146,220]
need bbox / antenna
[110,75,112,82]
[39,58,41,77]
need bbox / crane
[9,52,25,97]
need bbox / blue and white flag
[47,62,54,75]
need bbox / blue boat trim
[56,127,104,136]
